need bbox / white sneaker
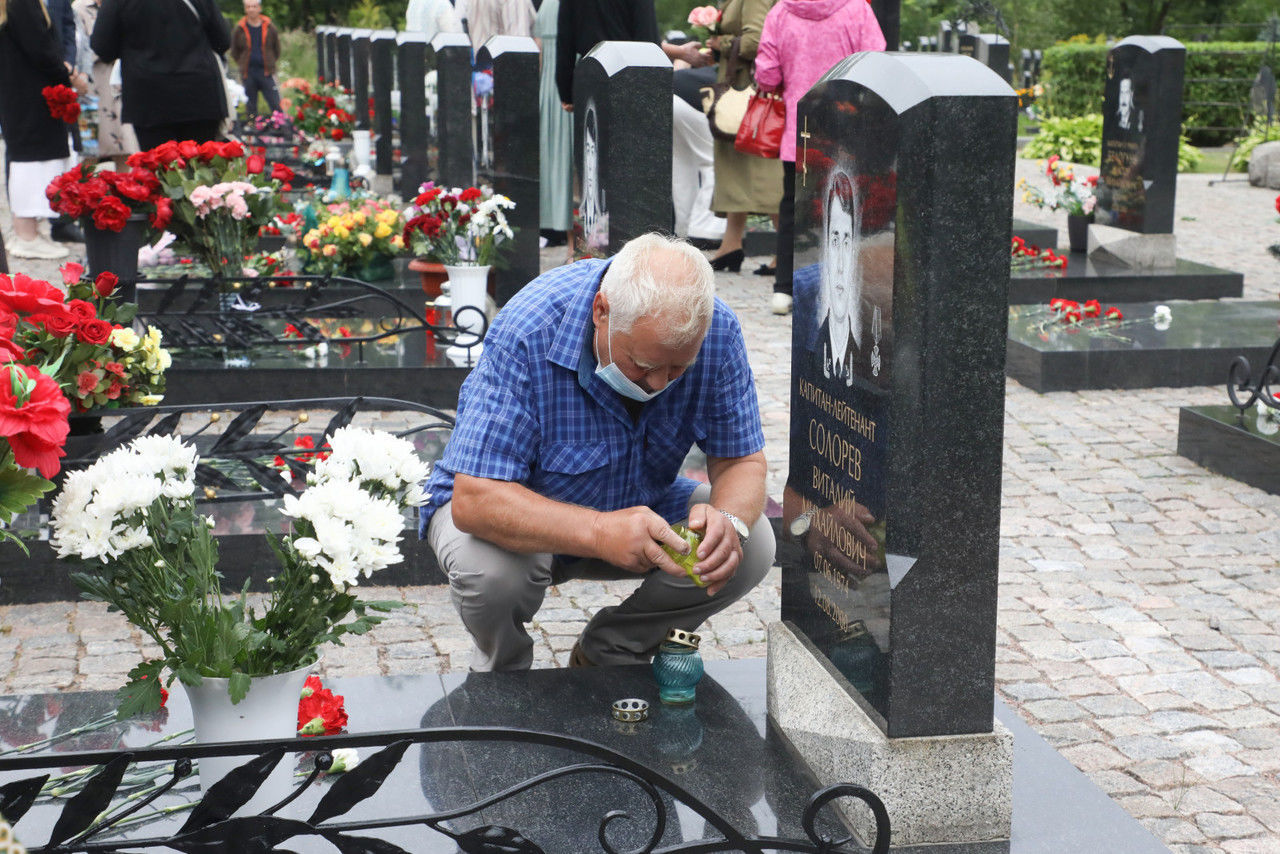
[771,292,793,315]
[8,235,69,260]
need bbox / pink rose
[687,5,720,27]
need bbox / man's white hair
[599,233,715,347]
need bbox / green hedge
[1041,41,1272,146]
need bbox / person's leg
[428,501,555,671]
[260,73,282,115]
[243,72,263,119]
[772,160,796,314]
[714,212,746,256]
[575,483,776,665]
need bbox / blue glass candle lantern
[652,628,704,705]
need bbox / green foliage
[346,0,388,28]
[1232,114,1280,171]
[1022,113,1104,164]
[656,0,695,37]
[217,0,406,30]
[277,28,318,82]
[1041,41,1274,146]
[1022,112,1204,171]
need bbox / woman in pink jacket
[754,0,885,315]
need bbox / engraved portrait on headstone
[580,99,608,250]
[1116,77,1141,131]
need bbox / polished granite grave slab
[1006,300,1280,391]
[1010,218,1056,251]
[0,661,1168,852]
[1178,404,1280,495]
[1009,251,1243,304]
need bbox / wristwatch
[717,509,749,547]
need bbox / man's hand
[561,101,573,112]
[70,70,90,95]
[591,506,692,576]
[686,503,741,596]
[670,41,713,68]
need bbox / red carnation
[331,129,345,141]
[91,195,131,232]
[458,187,483,203]
[297,675,348,736]
[0,273,67,314]
[77,370,100,396]
[0,363,72,479]
[94,272,120,298]
[1082,299,1102,318]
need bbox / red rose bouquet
[131,140,290,279]
[42,84,81,124]
[46,164,172,234]
[285,79,356,142]
[402,182,515,266]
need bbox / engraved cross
[799,117,811,187]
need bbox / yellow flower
[334,226,350,239]
[377,209,398,226]
[374,222,392,239]
[390,235,404,248]
[354,211,367,225]
[109,327,140,350]
[323,244,339,257]
[358,232,373,247]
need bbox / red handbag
[733,91,786,159]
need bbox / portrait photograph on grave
[783,76,900,720]
[579,98,609,252]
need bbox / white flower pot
[444,264,490,364]
[183,661,314,802]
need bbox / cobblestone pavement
[4,157,1280,852]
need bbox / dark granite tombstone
[315,28,328,82]
[1179,401,1280,496]
[957,32,979,57]
[428,32,475,189]
[572,41,673,255]
[977,34,1011,82]
[477,36,540,305]
[938,20,953,51]
[324,29,339,85]
[335,28,354,89]
[782,52,1015,740]
[370,30,396,177]
[397,34,431,195]
[1094,35,1186,234]
[1020,48,1032,88]
[352,29,372,130]
[869,0,899,50]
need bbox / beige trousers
[427,483,776,670]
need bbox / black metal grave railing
[0,727,890,854]
[1227,335,1280,417]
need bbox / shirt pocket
[534,440,612,507]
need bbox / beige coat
[710,0,783,215]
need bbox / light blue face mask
[594,324,663,403]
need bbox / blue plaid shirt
[419,258,765,537]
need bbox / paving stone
[1195,812,1267,840]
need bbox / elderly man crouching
[420,233,774,670]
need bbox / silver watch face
[721,510,749,540]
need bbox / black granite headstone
[782,52,1015,739]
[957,32,979,57]
[428,32,475,189]
[315,28,328,83]
[572,42,673,254]
[869,0,899,50]
[324,29,339,85]
[478,36,540,305]
[352,29,372,130]
[938,20,952,52]
[1094,35,1186,234]
[1020,49,1033,88]
[398,34,431,196]
[370,30,396,177]
[335,28,354,90]
[977,34,1010,82]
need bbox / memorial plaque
[397,34,431,195]
[957,32,978,57]
[977,34,1010,82]
[1094,35,1186,234]
[572,42,673,255]
[352,29,372,130]
[478,36,540,305]
[336,28,354,89]
[429,32,476,189]
[782,52,1015,738]
[371,30,396,176]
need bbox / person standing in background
[229,0,281,120]
[93,0,230,149]
[73,0,137,169]
[0,0,88,259]
[754,0,884,315]
[534,0,573,251]
[404,0,463,42]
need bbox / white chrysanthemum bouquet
[50,427,428,718]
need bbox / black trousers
[774,160,796,296]
[243,69,282,117]
[135,120,223,150]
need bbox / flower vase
[409,258,449,298]
[81,214,145,303]
[183,661,314,803]
[444,264,490,365]
[1067,213,1092,254]
[353,254,394,283]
